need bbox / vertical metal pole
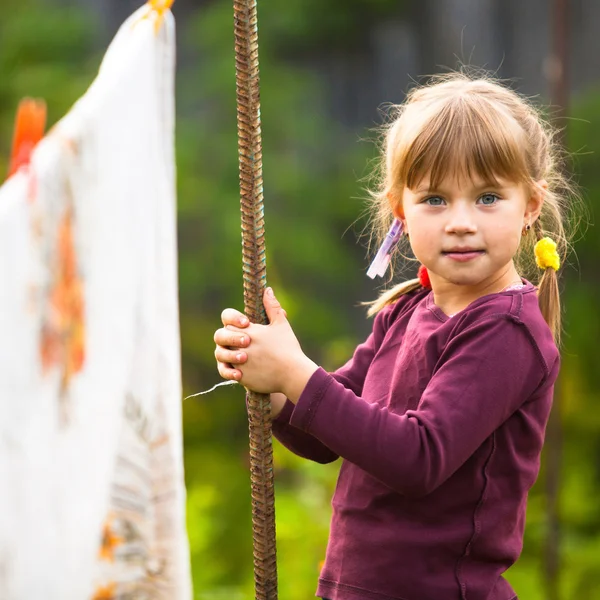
[232,0,278,598]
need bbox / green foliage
[0,0,97,175]
[244,0,407,53]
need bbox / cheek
[488,222,522,255]
[406,227,437,263]
[404,211,441,262]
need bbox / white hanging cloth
[0,4,191,599]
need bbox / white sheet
[0,5,191,599]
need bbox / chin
[440,273,483,286]
[428,264,489,287]
[448,278,477,286]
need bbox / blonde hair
[365,72,581,347]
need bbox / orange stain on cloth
[98,519,124,562]
[133,0,175,33]
[40,208,86,389]
[91,583,116,600]
[148,0,175,13]
[8,98,47,178]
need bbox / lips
[442,249,485,262]
[442,249,484,254]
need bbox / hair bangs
[399,96,531,192]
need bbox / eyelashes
[423,196,444,206]
[478,192,501,205]
[422,192,501,206]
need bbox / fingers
[214,346,247,366]
[216,308,250,382]
[221,308,249,328]
[214,329,247,382]
[263,287,288,323]
[213,327,250,349]
[216,360,242,381]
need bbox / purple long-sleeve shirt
[272,280,560,600]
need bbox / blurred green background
[1,0,599,598]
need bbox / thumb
[264,287,288,323]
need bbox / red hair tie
[418,265,431,288]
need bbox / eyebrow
[414,182,504,194]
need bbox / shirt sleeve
[287,314,551,496]
[271,303,394,464]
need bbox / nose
[444,202,477,235]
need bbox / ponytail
[534,220,562,347]
[363,278,423,318]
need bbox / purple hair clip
[367,218,403,279]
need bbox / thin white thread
[184,380,239,400]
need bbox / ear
[387,191,405,221]
[525,179,547,225]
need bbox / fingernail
[236,353,243,362]
[266,287,274,297]
[240,336,245,345]
[240,317,248,325]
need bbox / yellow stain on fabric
[534,237,560,271]
[133,0,175,34]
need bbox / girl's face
[398,174,544,293]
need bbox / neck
[429,264,523,317]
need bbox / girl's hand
[214,288,318,400]
[214,304,288,418]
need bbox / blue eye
[478,193,499,205]
[424,196,445,206]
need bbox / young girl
[213,73,575,600]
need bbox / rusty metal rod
[232,0,278,598]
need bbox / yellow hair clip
[534,237,560,271]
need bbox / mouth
[442,250,485,262]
